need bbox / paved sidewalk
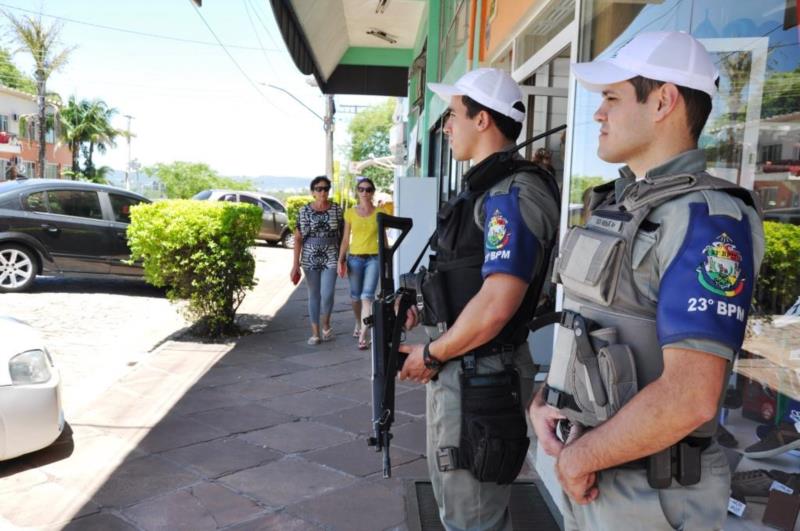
[0,275,429,530]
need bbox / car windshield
[192,190,213,200]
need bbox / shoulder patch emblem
[697,232,745,297]
[486,209,511,250]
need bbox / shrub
[754,221,800,314]
[127,200,262,337]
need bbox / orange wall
[481,0,540,60]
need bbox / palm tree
[81,100,120,178]
[4,12,73,178]
[59,96,89,174]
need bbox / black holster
[458,364,530,484]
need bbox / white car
[0,317,64,460]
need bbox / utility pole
[324,95,335,182]
[123,114,134,191]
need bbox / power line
[187,0,286,116]
[0,1,282,52]
[246,0,282,50]
[242,0,276,78]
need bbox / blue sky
[1,0,386,177]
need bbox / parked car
[0,179,150,292]
[0,316,64,460]
[764,207,800,225]
[192,189,293,248]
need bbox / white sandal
[307,336,321,345]
[322,328,335,342]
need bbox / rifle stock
[367,213,414,478]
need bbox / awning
[269,0,408,96]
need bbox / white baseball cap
[571,31,719,98]
[428,68,525,123]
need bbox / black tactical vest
[431,154,559,352]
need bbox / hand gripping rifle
[365,212,414,478]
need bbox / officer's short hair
[628,76,718,143]
[461,95,525,142]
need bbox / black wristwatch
[423,342,443,371]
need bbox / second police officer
[398,68,560,530]
[529,32,765,529]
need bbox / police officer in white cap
[528,31,764,529]
[398,68,560,530]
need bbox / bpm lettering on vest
[481,187,538,281]
[657,202,755,350]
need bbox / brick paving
[0,247,429,530]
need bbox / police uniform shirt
[474,168,560,284]
[618,149,765,360]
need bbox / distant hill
[237,176,310,192]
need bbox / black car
[0,179,151,292]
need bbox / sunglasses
[357,187,375,193]
[313,186,331,192]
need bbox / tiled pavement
[0,280,433,530]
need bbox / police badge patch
[697,233,745,297]
[486,209,511,250]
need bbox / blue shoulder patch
[657,202,755,350]
[481,187,539,281]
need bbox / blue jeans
[303,267,337,328]
[347,254,379,301]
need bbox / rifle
[365,212,414,478]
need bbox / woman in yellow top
[337,178,387,349]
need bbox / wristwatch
[423,342,443,371]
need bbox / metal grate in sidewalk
[407,480,562,531]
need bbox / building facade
[273,0,799,525]
[0,85,71,182]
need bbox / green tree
[143,161,253,199]
[4,11,73,178]
[0,47,35,94]
[80,99,119,178]
[346,98,395,190]
[761,67,800,119]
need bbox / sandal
[353,324,361,338]
[307,336,321,345]
[358,337,369,350]
[322,328,335,342]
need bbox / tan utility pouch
[554,227,624,306]
[562,326,638,426]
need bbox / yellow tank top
[345,205,387,255]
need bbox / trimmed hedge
[755,221,800,314]
[127,200,262,337]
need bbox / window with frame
[0,115,8,132]
[264,198,285,213]
[24,191,47,212]
[239,194,266,210]
[439,0,469,78]
[109,193,145,224]
[44,163,58,179]
[47,190,103,219]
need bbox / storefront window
[514,0,575,70]
[439,0,469,79]
[569,0,800,227]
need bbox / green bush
[755,221,800,314]
[285,194,355,231]
[127,200,262,337]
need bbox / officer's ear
[475,109,493,132]
[653,83,680,123]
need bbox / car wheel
[280,231,295,249]
[0,244,37,293]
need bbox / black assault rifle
[365,212,414,478]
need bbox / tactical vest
[545,171,759,437]
[431,155,559,353]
